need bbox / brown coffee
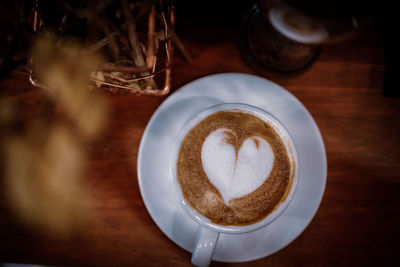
[177,110,293,226]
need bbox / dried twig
[98,64,151,73]
[120,0,146,68]
[26,0,179,95]
[159,13,191,62]
[146,5,157,68]
[82,36,113,54]
[102,72,153,83]
[93,17,120,60]
[106,20,133,60]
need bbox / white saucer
[137,73,327,262]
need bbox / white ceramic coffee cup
[169,103,299,267]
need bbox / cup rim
[169,103,299,234]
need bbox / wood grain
[1,4,399,266]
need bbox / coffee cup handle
[191,226,220,267]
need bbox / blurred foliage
[1,33,108,237]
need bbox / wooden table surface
[1,4,399,266]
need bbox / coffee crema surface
[177,110,293,226]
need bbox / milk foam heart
[201,128,274,205]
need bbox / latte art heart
[201,128,274,205]
[177,110,292,225]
